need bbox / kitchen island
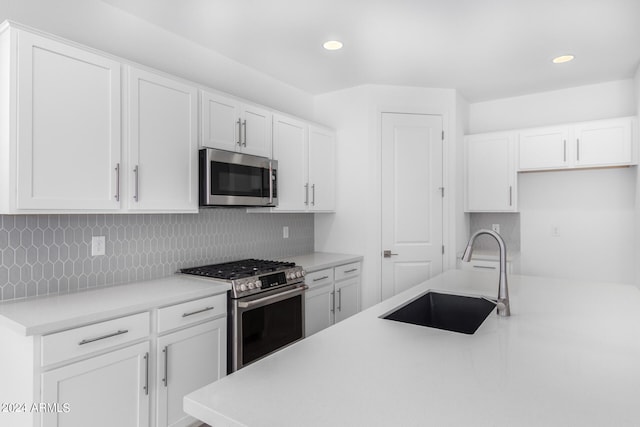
[184,269,640,427]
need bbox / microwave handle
[269,161,274,205]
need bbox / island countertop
[184,269,640,427]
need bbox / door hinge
[439,187,445,198]
[442,130,444,141]
[442,245,445,255]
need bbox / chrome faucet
[461,229,511,316]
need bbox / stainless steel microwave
[199,148,277,207]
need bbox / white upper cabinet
[308,125,336,212]
[271,115,336,213]
[573,118,634,167]
[272,114,308,211]
[127,67,198,212]
[200,91,272,158]
[465,132,517,212]
[518,117,636,171]
[4,27,122,213]
[518,126,570,170]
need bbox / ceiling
[101,0,640,102]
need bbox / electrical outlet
[551,226,560,237]
[491,224,500,234]
[91,236,106,256]
[283,226,289,239]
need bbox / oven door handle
[237,285,308,309]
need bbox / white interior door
[381,113,443,300]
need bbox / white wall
[313,84,461,308]
[635,66,640,287]
[469,80,636,134]
[0,0,314,119]
[469,80,638,284]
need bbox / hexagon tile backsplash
[0,209,314,301]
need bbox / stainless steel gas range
[181,259,307,373]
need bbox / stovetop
[180,259,305,298]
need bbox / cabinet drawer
[306,268,334,289]
[334,262,361,281]
[157,294,226,334]
[42,312,150,367]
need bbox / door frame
[374,106,453,301]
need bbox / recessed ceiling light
[323,40,343,51]
[552,55,575,64]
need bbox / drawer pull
[313,276,330,282]
[473,265,496,270]
[343,268,358,274]
[182,306,215,317]
[78,329,129,346]
[162,346,169,387]
[143,352,149,395]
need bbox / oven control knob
[248,282,255,290]
[288,273,295,280]
[301,270,306,277]
[255,280,262,288]
[239,284,248,292]
[296,271,302,278]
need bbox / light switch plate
[91,236,106,256]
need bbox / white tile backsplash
[0,210,313,301]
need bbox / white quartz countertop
[282,252,363,272]
[0,275,230,336]
[184,269,640,427]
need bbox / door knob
[383,250,398,258]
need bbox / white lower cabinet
[305,262,361,336]
[41,342,150,427]
[155,318,226,427]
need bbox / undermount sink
[382,291,497,334]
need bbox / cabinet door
[308,126,336,212]
[156,318,226,427]
[200,91,240,151]
[305,283,334,336]
[574,118,633,167]
[241,104,272,158]
[41,342,150,427]
[272,114,308,211]
[16,31,121,211]
[518,127,570,170]
[465,133,517,212]
[335,277,360,323]
[128,67,198,212]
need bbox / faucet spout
[461,229,510,317]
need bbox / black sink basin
[382,291,496,334]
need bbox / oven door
[230,284,307,372]
[200,148,277,206]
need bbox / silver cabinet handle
[576,138,580,161]
[330,291,335,313]
[313,276,329,282]
[343,268,358,273]
[311,184,316,206]
[337,288,342,312]
[509,186,513,206]
[242,119,247,147]
[473,265,497,270]
[143,352,149,395]
[78,329,128,346]
[162,346,168,387]
[182,306,214,317]
[236,118,242,146]
[304,183,309,205]
[114,163,120,201]
[383,250,398,258]
[133,165,140,202]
